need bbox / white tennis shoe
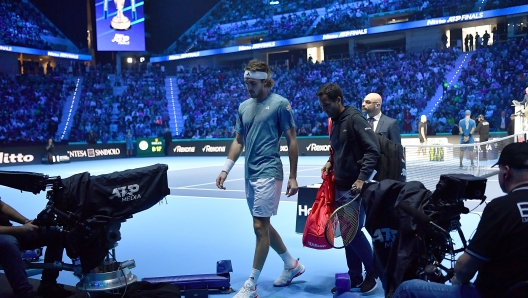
[233,280,258,298]
[273,259,306,287]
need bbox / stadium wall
[0,134,510,167]
[406,26,442,52]
[0,52,21,74]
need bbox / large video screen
[95,0,145,51]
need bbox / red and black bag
[302,119,336,249]
[302,172,335,249]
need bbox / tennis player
[216,59,304,298]
[317,83,380,294]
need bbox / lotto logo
[0,152,34,163]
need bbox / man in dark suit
[522,87,528,105]
[496,111,510,132]
[163,127,172,156]
[361,93,401,144]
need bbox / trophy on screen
[104,0,137,30]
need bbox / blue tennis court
[0,156,502,297]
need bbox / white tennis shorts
[245,178,283,217]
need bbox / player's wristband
[222,159,235,174]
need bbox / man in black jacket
[163,128,172,156]
[317,83,381,294]
[86,129,98,144]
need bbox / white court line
[176,177,245,188]
[165,164,316,173]
[170,187,245,192]
[175,167,321,189]
[166,164,243,172]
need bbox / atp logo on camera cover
[109,184,141,202]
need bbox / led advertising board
[95,0,145,51]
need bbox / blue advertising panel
[151,4,528,63]
[95,0,145,51]
[0,45,92,61]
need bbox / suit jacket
[496,116,510,130]
[375,114,401,144]
[520,94,528,105]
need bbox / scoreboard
[136,137,164,157]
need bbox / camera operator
[0,198,73,298]
[392,142,528,298]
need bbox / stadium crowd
[430,37,528,133]
[0,0,66,50]
[176,48,458,138]
[0,71,74,144]
[69,65,169,143]
[4,36,527,144]
[168,0,506,54]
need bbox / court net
[403,134,526,191]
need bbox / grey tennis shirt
[235,92,296,180]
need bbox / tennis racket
[324,191,361,249]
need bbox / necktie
[368,117,375,127]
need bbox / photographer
[392,142,528,298]
[0,199,73,298]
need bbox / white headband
[244,70,268,80]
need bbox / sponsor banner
[0,44,92,60]
[41,155,71,164]
[0,137,331,167]
[295,186,319,233]
[168,138,330,156]
[169,140,232,156]
[59,143,127,161]
[0,147,41,166]
[151,5,528,63]
[0,143,127,166]
[296,138,330,156]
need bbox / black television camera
[0,164,170,291]
[417,174,487,283]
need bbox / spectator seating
[431,37,528,132]
[167,0,513,54]
[0,71,72,144]
[69,65,168,143]
[0,0,70,50]
[176,48,458,138]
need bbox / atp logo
[111,34,130,45]
[371,228,398,248]
[109,184,141,201]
